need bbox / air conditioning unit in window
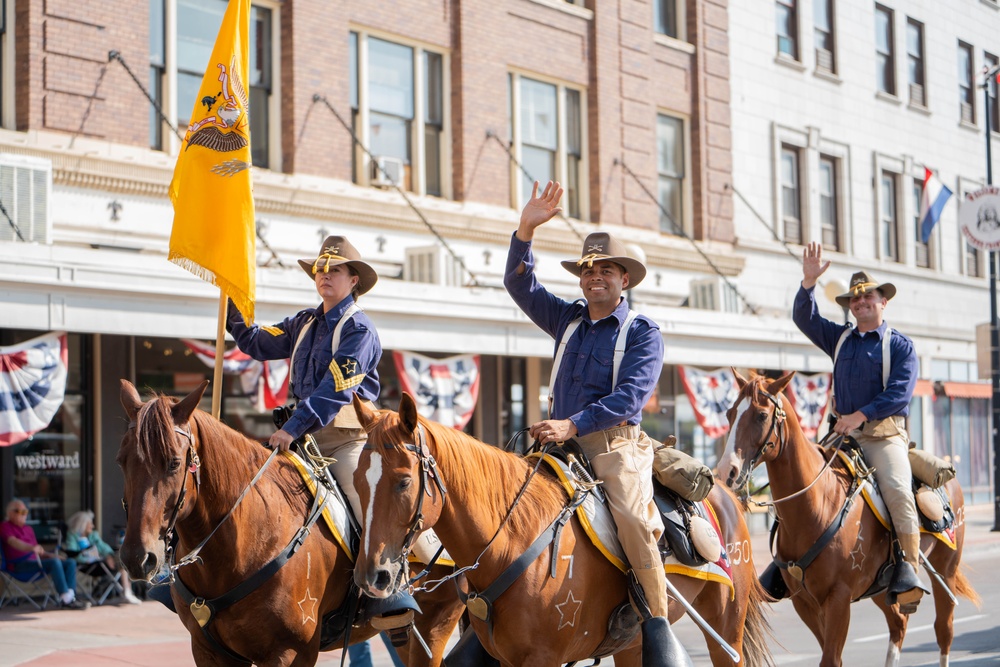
[909,83,925,107]
[815,48,834,72]
[403,244,465,287]
[0,153,52,244]
[370,155,404,188]
[961,102,975,124]
[689,277,740,314]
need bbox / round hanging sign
[959,186,1000,251]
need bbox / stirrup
[640,616,694,667]
[886,561,930,614]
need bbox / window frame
[350,28,452,199]
[654,0,685,41]
[1,0,14,130]
[813,0,836,74]
[877,169,901,262]
[985,52,999,134]
[906,18,926,107]
[152,0,282,170]
[508,70,589,220]
[958,41,976,126]
[818,154,840,251]
[656,111,691,236]
[780,144,804,245]
[874,4,896,96]
[912,180,930,268]
[776,0,799,61]
[958,180,985,278]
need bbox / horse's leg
[872,591,908,667]
[612,643,642,667]
[190,640,255,667]
[687,582,743,667]
[814,588,857,667]
[928,548,959,667]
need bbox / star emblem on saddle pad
[555,589,582,630]
[298,587,318,625]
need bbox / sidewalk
[2,503,998,667]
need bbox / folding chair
[61,546,123,606]
[0,549,58,610]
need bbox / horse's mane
[133,394,300,507]
[369,411,566,538]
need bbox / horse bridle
[363,424,448,561]
[733,388,786,495]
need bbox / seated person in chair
[65,510,141,605]
[1,500,89,610]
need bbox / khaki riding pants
[310,402,374,521]
[576,425,669,617]
[850,416,919,545]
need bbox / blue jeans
[347,634,405,667]
[12,557,76,595]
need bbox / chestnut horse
[351,393,772,667]
[116,380,463,667]
[720,371,980,667]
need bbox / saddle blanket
[836,450,957,550]
[282,450,456,566]
[533,453,734,599]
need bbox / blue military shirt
[792,285,917,420]
[227,296,381,439]
[503,233,663,436]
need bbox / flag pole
[211,292,227,418]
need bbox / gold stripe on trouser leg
[579,426,669,617]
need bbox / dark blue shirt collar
[319,295,357,324]
[850,320,889,339]
[582,297,630,326]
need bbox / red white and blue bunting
[393,351,480,430]
[677,366,739,438]
[0,332,69,447]
[181,339,289,411]
[786,371,831,440]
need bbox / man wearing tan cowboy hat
[503,181,690,667]
[787,241,928,613]
[227,235,419,639]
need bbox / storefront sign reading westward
[959,186,1000,251]
[14,451,81,470]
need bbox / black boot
[366,590,422,646]
[443,625,501,667]
[759,562,789,601]
[641,616,694,667]
[886,561,930,614]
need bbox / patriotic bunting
[0,332,69,447]
[181,339,288,411]
[677,366,739,438]
[393,351,480,429]
[786,372,831,439]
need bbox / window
[814,0,835,73]
[875,5,895,95]
[880,171,899,261]
[657,114,686,234]
[509,73,586,218]
[654,0,679,39]
[965,241,981,277]
[781,145,802,244]
[350,32,447,197]
[986,52,999,132]
[152,0,278,169]
[2,0,15,129]
[959,41,975,125]
[776,0,799,60]
[913,181,929,267]
[906,19,925,106]
[818,155,839,249]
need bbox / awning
[913,379,934,397]
[941,381,992,399]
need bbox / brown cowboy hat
[835,270,896,308]
[560,232,647,289]
[297,235,378,295]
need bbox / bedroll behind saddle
[652,435,715,503]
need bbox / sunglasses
[12,509,28,515]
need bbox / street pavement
[1,503,998,666]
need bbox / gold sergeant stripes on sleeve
[330,360,366,392]
[260,325,284,336]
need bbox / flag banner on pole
[181,339,288,411]
[677,366,739,438]
[169,0,256,324]
[393,351,480,429]
[0,332,68,447]
[785,372,831,439]
[919,167,953,244]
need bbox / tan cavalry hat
[560,232,647,289]
[297,235,378,295]
[835,270,896,308]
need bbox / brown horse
[719,371,981,667]
[116,380,463,667]
[350,393,772,667]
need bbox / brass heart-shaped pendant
[190,599,212,628]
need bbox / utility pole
[982,63,1000,532]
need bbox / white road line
[854,614,987,643]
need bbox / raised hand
[516,181,564,242]
[802,242,830,289]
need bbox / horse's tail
[952,565,982,608]
[741,571,777,667]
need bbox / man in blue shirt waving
[791,241,928,613]
[505,181,686,664]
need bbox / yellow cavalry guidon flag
[168,0,255,325]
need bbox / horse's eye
[168,458,182,473]
[756,411,768,423]
[396,476,412,493]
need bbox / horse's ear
[171,380,210,425]
[731,367,748,390]
[398,392,420,434]
[353,392,379,432]
[120,379,143,420]
[768,371,796,397]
